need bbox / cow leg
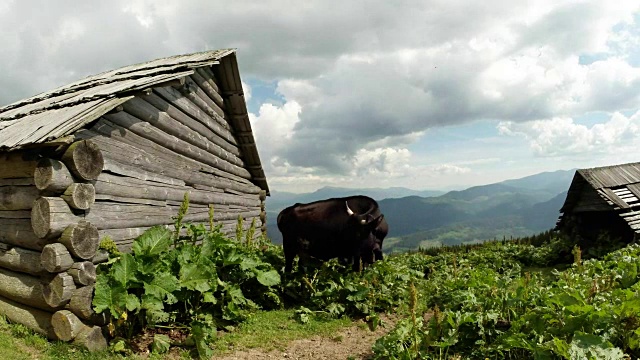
[282,235,297,273]
[351,250,362,272]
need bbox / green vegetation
[92,194,427,357]
[373,239,640,359]
[2,210,639,359]
[0,315,122,360]
[94,195,282,358]
[23,191,632,359]
[211,309,351,354]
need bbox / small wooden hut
[0,49,268,348]
[556,162,640,245]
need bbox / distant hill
[265,169,575,251]
[267,186,445,213]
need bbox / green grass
[0,310,354,359]
[211,309,353,355]
[0,316,131,360]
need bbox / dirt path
[212,316,396,360]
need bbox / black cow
[345,214,388,267]
[277,196,384,272]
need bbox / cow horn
[346,201,354,216]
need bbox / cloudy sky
[1,1,640,193]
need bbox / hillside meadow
[0,199,637,359]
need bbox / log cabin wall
[0,50,269,350]
[557,162,640,247]
[0,144,106,348]
[75,64,267,249]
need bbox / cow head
[345,200,380,226]
[346,200,384,242]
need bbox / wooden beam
[0,295,57,339]
[139,92,240,157]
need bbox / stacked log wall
[0,64,266,349]
[0,143,106,349]
[76,64,265,245]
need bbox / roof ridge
[0,49,235,116]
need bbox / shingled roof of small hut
[559,161,640,232]
[0,49,268,192]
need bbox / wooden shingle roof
[0,49,268,193]
[558,161,640,233]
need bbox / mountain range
[265,169,576,252]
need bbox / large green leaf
[92,276,138,319]
[124,293,141,312]
[152,334,171,354]
[179,264,214,293]
[191,321,214,359]
[113,253,139,288]
[92,276,125,315]
[144,272,179,304]
[569,333,626,360]
[133,226,172,257]
[256,270,281,287]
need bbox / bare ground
[212,315,397,360]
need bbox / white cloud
[249,100,301,145]
[353,147,411,176]
[429,164,472,176]
[1,0,639,191]
[241,81,252,102]
[498,111,640,157]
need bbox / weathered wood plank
[0,243,45,275]
[0,294,57,339]
[86,199,261,230]
[93,172,260,207]
[34,158,74,193]
[122,97,245,167]
[153,86,237,144]
[193,68,225,109]
[185,75,226,118]
[99,227,151,242]
[0,151,39,179]
[0,178,34,186]
[103,111,251,179]
[0,210,31,218]
[82,120,255,186]
[0,185,40,210]
[0,218,48,250]
[103,154,185,187]
[0,267,56,311]
[31,197,81,239]
[95,194,167,206]
[139,92,240,157]
[61,140,104,181]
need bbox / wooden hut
[0,49,268,349]
[556,162,640,245]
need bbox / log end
[43,273,76,308]
[41,243,74,273]
[52,310,83,342]
[61,221,99,260]
[31,197,52,239]
[34,158,73,193]
[62,183,96,210]
[62,141,104,181]
[73,325,108,352]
